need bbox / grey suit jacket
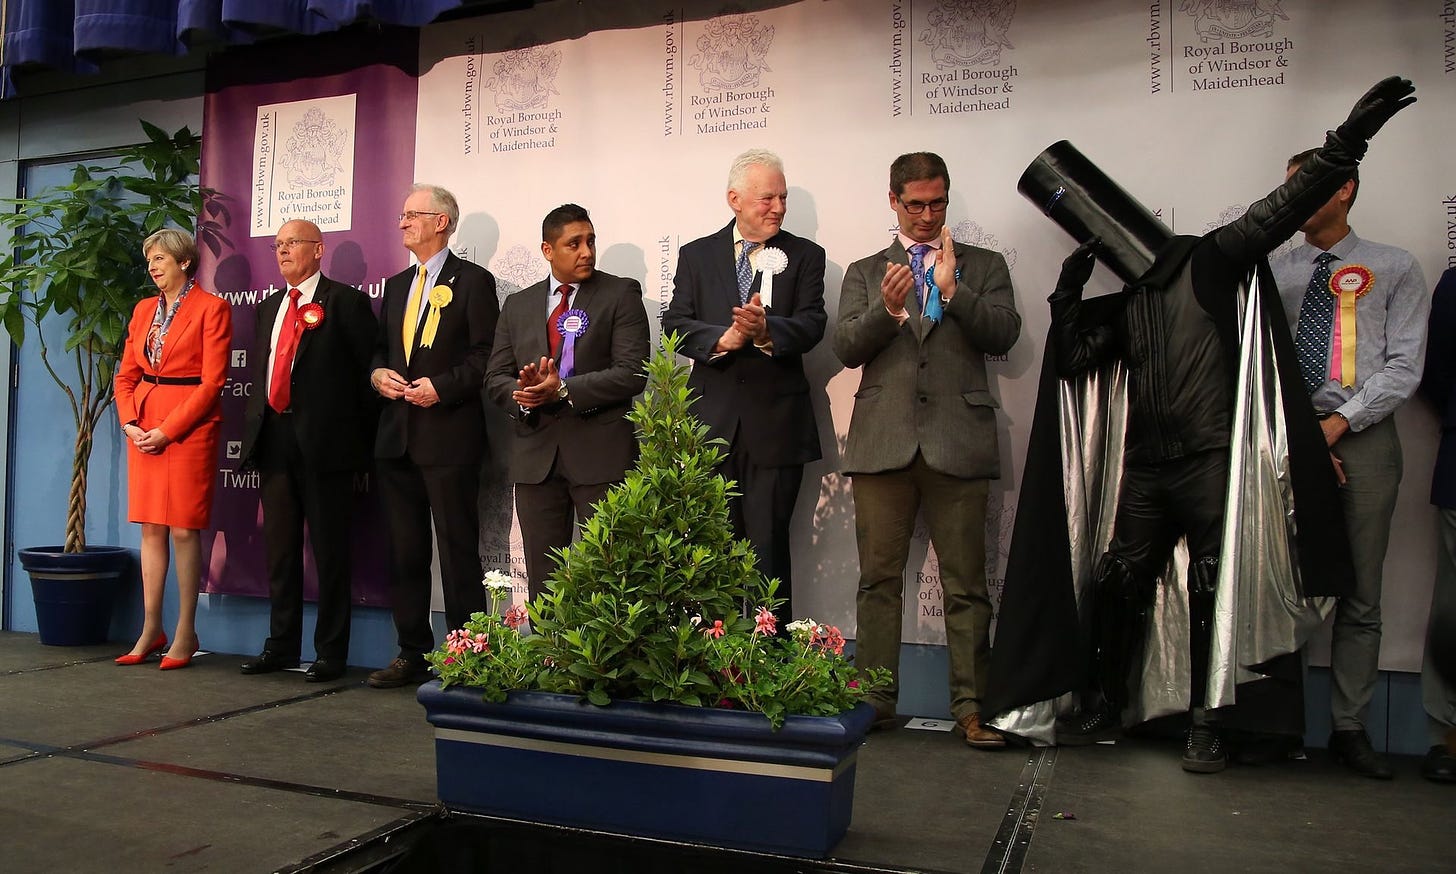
[485,269,649,485]
[834,239,1021,479]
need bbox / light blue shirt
[1270,230,1429,431]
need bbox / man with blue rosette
[663,148,827,629]
[485,204,649,601]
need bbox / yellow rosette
[1328,265,1373,388]
[421,284,453,349]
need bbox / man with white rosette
[834,152,1021,747]
[663,148,827,628]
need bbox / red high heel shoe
[115,633,168,666]
[159,648,196,671]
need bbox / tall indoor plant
[418,335,889,857]
[0,122,212,643]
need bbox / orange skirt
[126,412,220,530]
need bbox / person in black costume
[995,77,1415,774]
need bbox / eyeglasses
[274,238,322,252]
[899,199,949,216]
[399,210,443,222]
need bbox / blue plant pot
[19,545,133,646]
[417,683,876,858]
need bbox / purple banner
[197,29,419,605]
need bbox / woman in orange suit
[113,228,232,670]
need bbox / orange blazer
[115,287,232,439]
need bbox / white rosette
[756,246,788,308]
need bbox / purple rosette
[555,308,590,378]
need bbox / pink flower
[445,629,470,655]
[469,632,490,654]
[443,656,456,666]
[703,619,726,639]
[847,679,859,689]
[754,606,776,636]
[503,605,528,630]
[811,624,846,655]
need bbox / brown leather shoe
[955,712,1006,749]
[367,657,431,689]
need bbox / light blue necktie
[736,241,759,305]
[909,243,942,324]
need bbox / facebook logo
[231,349,247,368]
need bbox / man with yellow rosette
[1271,150,1429,779]
[368,184,499,689]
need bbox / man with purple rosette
[238,219,379,682]
[663,148,827,629]
[485,204,649,600]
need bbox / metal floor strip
[981,748,1057,874]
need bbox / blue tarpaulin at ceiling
[3,0,468,91]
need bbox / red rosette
[298,301,325,330]
[1328,264,1374,298]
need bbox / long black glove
[1052,237,1100,299]
[1048,237,1114,378]
[1334,76,1416,146]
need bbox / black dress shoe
[1182,725,1227,774]
[367,656,431,689]
[1056,704,1121,746]
[305,658,347,683]
[868,701,899,731]
[1421,744,1456,783]
[240,650,299,675]
[1328,729,1394,780]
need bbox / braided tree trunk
[64,423,92,554]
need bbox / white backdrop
[412,0,1454,671]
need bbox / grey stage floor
[0,631,1448,873]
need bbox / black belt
[140,374,202,386]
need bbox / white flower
[689,614,702,627]
[785,618,816,635]
[482,570,513,591]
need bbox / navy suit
[371,251,499,655]
[662,221,826,621]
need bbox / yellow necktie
[402,265,426,365]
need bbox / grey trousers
[1424,508,1456,743]
[851,454,990,720]
[1330,415,1403,731]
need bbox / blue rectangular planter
[417,683,875,858]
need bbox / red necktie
[268,287,303,413]
[548,285,572,361]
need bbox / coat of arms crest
[689,14,775,91]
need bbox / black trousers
[376,455,487,659]
[719,448,803,628]
[257,410,357,661]
[515,465,613,602]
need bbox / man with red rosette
[1271,143,1430,780]
[239,219,379,682]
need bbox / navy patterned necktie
[736,241,758,304]
[1294,251,1338,395]
[908,243,931,314]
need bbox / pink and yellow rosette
[1328,265,1373,388]
[421,284,453,349]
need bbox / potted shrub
[0,122,212,645]
[417,335,889,858]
